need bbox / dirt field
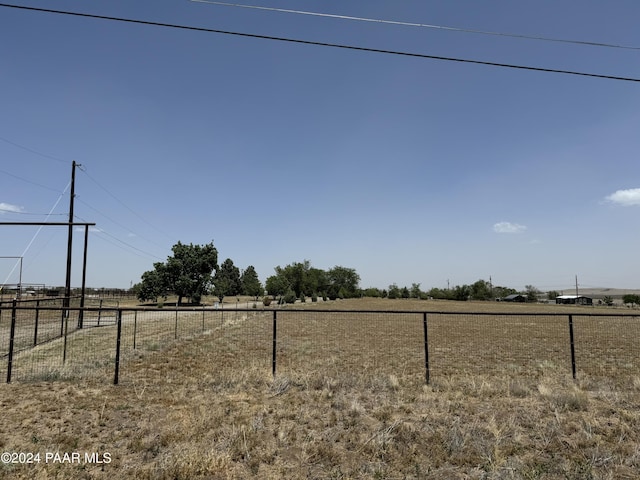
[1,298,639,479]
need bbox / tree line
[132,242,360,305]
[132,241,639,306]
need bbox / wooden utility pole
[64,161,78,308]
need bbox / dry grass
[1,298,639,479]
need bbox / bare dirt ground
[1,298,639,479]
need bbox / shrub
[311,292,318,302]
[283,289,297,304]
[262,296,272,307]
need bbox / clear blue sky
[1,0,639,292]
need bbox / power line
[0,135,70,165]
[1,3,638,83]
[191,0,640,51]
[76,198,169,251]
[74,214,163,261]
[79,169,175,242]
[0,168,64,193]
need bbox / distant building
[555,295,593,305]
[502,294,526,302]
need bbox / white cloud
[0,202,23,214]
[493,221,527,234]
[605,188,640,207]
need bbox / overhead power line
[1,3,638,83]
[191,0,640,51]
[0,135,70,164]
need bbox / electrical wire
[190,0,640,51]
[79,169,175,242]
[76,198,169,251]
[2,182,70,285]
[0,168,64,193]
[74,214,163,261]
[1,3,638,83]
[0,135,70,164]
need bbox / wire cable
[0,135,70,165]
[79,169,175,242]
[0,168,63,193]
[190,0,640,51]
[0,3,638,83]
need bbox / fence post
[33,299,40,346]
[7,300,17,383]
[423,312,430,385]
[114,309,122,385]
[133,311,137,350]
[62,306,70,364]
[272,310,277,378]
[202,305,205,332]
[175,306,178,340]
[568,314,577,380]
[98,299,103,326]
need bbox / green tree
[451,284,470,301]
[470,279,493,300]
[602,295,614,306]
[622,294,640,306]
[215,258,242,296]
[327,266,360,299]
[135,263,168,303]
[387,283,400,299]
[547,290,560,301]
[265,274,289,298]
[138,241,218,305]
[410,283,422,299]
[524,285,541,303]
[241,265,263,298]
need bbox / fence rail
[1,302,638,385]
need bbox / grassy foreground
[1,347,640,478]
[0,299,639,479]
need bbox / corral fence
[1,301,639,386]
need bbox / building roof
[556,295,592,299]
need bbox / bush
[299,293,306,303]
[311,292,318,302]
[283,289,297,304]
[262,296,272,307]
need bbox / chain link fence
[1,302,639,385]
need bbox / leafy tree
[451,284,470,301]
[137,241,218,305]
[215,258,242,296]
[602,295,614,306]
[265,274,289,298]
[212,275,229,303]
[470,279,493,301]
[524,285,541,303]
[241,265,263,298]
[387,283,401,299]
[547,290,560,301]
[427,287,451,300]
[135,263,168,303]
[401,286,410,299]
[492,286,517,299]
[410,283,422,299]
[362,287,383,298]
[622,294,640,306]
[327,266,360,299]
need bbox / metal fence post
[175,307,178,340]
[62,307,70,364]
[33,299,40,346]
[568,314,577,380]
[7,300,17,383]
[114,309,122,385]
[133,311,137,350]
[272,310,277,377]
[423,312,430,385]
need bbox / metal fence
[1,302,639,385]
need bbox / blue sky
[1,0,639,292]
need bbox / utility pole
[64,161,79,308]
